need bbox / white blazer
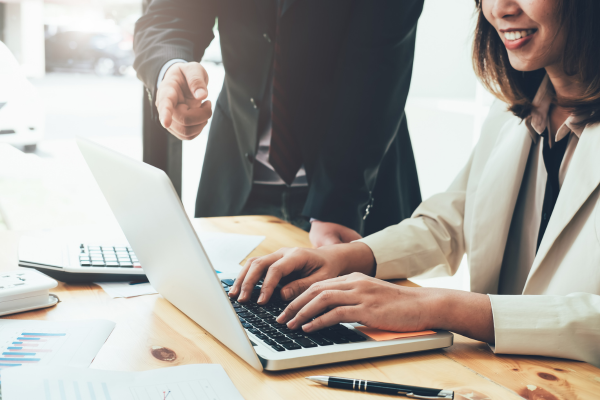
[360,100,600,367]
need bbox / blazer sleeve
[489,293,600,367]
[133,0,217,122]
[357,149,474,281]
[302,0,424,232]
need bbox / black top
[537,130,569,252]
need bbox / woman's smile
[500,28,537,50]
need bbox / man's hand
[156,62,213,141]
[309,221,362,248]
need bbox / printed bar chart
[21,333,68,336]
[0,332,66,365]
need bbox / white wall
[409,0,478,99]
[406,0,486,201]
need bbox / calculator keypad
[79,245,141,269]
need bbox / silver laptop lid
[76,137,263,371]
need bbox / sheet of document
[93,282,157,299]
[0,319,115,399]
[2,364,244,400]
[0,319,115,369]
[195,230,265,275]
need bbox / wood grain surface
[0,215,598,399]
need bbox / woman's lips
[502,29,537,50]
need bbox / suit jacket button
[250,98,258,109]
[263,33,272,43]
[245,152,255,163]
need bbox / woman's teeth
[504,29,535,41]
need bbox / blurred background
[0,0,494,290]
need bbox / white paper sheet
[195,230,265,275]
[0,319,115,369]
[0,319,115,399]
[93,282,157,299]
[2,364,244,400]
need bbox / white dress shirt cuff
[156,59,188,89]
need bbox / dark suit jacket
[134,0,423,236]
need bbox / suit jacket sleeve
[133,0,217,122]
[489,293,600,367]
[302,0,424,232]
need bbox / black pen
[306,376,454,399]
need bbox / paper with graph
[2,364,243,400]
[0,319,115,370]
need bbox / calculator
[0,269,59,316]
[18,236,147,283]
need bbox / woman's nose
[490,0,522,19]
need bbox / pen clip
[406,391,454,400]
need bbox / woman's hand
[229,242,376,304]
[276,273,496,343]
[277,273,435,332]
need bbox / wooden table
[1,216,599,400]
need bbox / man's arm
[134,0,217,124]
[303,0,424,233]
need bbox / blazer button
[245,152,255,163]
[263,33,272,43]
[250,98,258,109]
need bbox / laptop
[76,137,453,371]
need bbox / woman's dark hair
[473,0,600,126]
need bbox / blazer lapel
[469,120,533,294]
[524,124,600,291]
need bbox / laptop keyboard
[221,279,366,352]
[78,244,141,268]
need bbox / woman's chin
[507,57,546,73]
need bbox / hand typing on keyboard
[221,278,367,352]
[227,244,495,345]
[228,243,376,304]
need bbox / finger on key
[238,252,283,303]
[229,257,259,298]
[259,249,313,304]
[278,278,353,323]
[302,305,359,333]
[285,289,356,330]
